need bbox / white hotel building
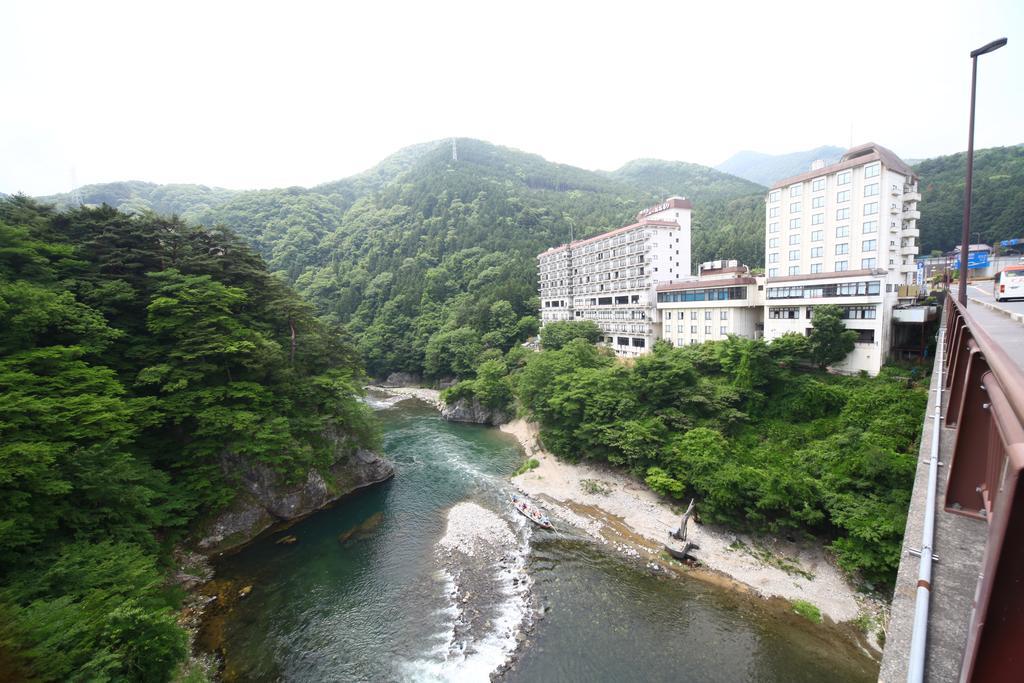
[538,197,693,356]
[763,143,923,375]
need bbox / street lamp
[959,37,1008,306]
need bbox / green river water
[206,397,879,682]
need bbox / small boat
[510,493,554,530]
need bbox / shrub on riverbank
[509,336,928,588]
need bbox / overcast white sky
[2,0,1021,195]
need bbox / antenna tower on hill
[451,138,458,161]
[70,166,83,206]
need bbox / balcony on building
[903,209,921,221]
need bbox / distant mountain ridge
[716,145,845,186]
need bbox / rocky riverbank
[500,418,886,648]
[194,444,394,555]
[366,384,443,410]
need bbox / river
[204,397,878,682]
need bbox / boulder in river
[441,397,511,426]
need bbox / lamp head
[971,38,1008,58]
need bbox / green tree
[540,320,602,350]
[807,305,857,369]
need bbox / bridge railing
[941,297,1024,681]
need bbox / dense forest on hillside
[40,140,1020,379]
[446,319,928,587]
[914,145,1024,253]
[0,198,376,680]
[43,139,768,378]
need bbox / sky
[2,0,1021,196]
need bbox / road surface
[968,283,1024,319]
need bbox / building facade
[763,143,922,375]
[656,261,765,347]
[538,197,693,357]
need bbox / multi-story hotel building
[763,143,922,375]
[538,197,693,356]
[656,261,765,347]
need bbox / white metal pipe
[907,326,945,683]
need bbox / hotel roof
[657,276,758,292]
[539,219,679,255]
[770,143,918,190]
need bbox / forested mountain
[42,139,769,378]
[0,197,377,680]
[912,145,1024,253]
[716,145,845,186]
[38,140,1020,379]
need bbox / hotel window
[835,260,848,271]
[788,266,800,275]
[769,207,779,217]
[790,185,802,197]
[691,325,697,333]
[664,325,672,334]
[810,263,823,273]
[810,246,823,258]
[864,183,879,197]
[812,196,825,209]
[769,238,779,248]
[768,268,779,277]
[720,326,727,335]
[769,222,779,233]
[811,213,824,225]
[705,311,712,320]
[720,311,728,320]
[789,249,800,260]
[864,163,880,178]
[665,311,672,320]
[811,230,824,241]
[691,311,697,320]
[812,178,825,192]
[836,207,850,220]
[862,239,877,252]
[837,171,852,185]
[769,307,800,319]
[862,257,877,269]
[837,190,850,202]
[768,190,780,202]
[789,234,801,245]
[863,220,878,234]
[864,202,879,215]
[768,253,779,263]
[836,225,850,238]
[790,218,802,229]
[705,326,712,334]
[790,202,802,213]
[836,243,849,255]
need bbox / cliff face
[195,443,394,554]
[441,397,511,426]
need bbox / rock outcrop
[382,371,421,387]
[195,442,394,554]
[441,397,511,426]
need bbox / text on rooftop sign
[637,202,670,218]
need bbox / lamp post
[959,37,1008,305]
